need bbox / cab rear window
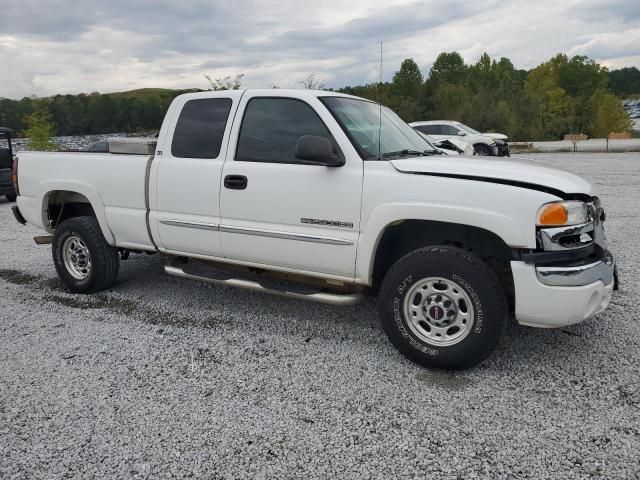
[171,98,232,159]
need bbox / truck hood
[483,132,509,141]
[389,156,592,197]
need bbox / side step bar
[34,235,54,245]
[164,258,364,306]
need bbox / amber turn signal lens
[538,203,568,225]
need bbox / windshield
[457,123,481,135]
[321,97,438,159]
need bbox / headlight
[537,201,590,226]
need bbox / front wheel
[474,144,493,156]
[5,193,17,202]
[378,246,508,369]
[52,216,120,293]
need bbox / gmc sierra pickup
[11,89,617,369]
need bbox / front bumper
[536,250,615,287]
[513,196,616,328]
[496,142,510,157]
[512,260,614,328]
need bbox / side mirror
[457,130,466,136]
[295,135,344,167]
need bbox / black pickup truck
[0,128,17,202]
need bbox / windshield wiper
[382,149,440,158]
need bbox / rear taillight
[12,156,19,196]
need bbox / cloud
[570,28,640,59]
[564,0,640,23]
[0,0,638,99]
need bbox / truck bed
[16,151,154,250]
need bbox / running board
[164,258,364,306]
[34,235,54,245]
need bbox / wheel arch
[40,183,116,245]
[473,142,493,155]
[359,215,518,312]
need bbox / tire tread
[52,216,119,293]
[379,245,508,369]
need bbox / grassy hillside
[105,88,202,99]
[0,87,203,136]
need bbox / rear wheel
[52,216,119,293]
[5,193,16,202]
[378,246,507,369]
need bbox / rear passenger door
[149,93,241,257]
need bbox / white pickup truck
[11,89,617,369]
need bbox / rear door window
[416,125,440,135]
[171,98,232,159]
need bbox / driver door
[219,93,363,278]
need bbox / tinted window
[416,125,439,135]
[236,98,335,163]
[440,125,460,136]
[171,98,232,159]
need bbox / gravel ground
[1,153,639,479]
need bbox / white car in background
[417,131,474,156]
[410,120,510,157]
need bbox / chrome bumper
[536,250,615,287]
[535,197,616,287]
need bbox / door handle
[224,175,248,190]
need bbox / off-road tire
[378,246,508,369]
[52,216,119,293]
[5,193,17,202]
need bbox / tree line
[0,53,636,141]
[340,53,634,141]
[0,88,196,138]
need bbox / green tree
[427,52,466,86]
[22,107,57,151]
[557,55,608,132]
[387,59,424,121]
[608,67,640,97]
[392,59,423,98]
[525,61,572,138]
[592,91,632,151]
[430,82,471,121]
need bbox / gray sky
[1,0,639,99]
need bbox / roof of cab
[175,89,364,102]
[409,120,462,126]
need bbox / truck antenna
[378,41,383,160]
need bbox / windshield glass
[321,97,438,159]
[457,123,480,135]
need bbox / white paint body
[16,89,613,329]
[418,132,474,156]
